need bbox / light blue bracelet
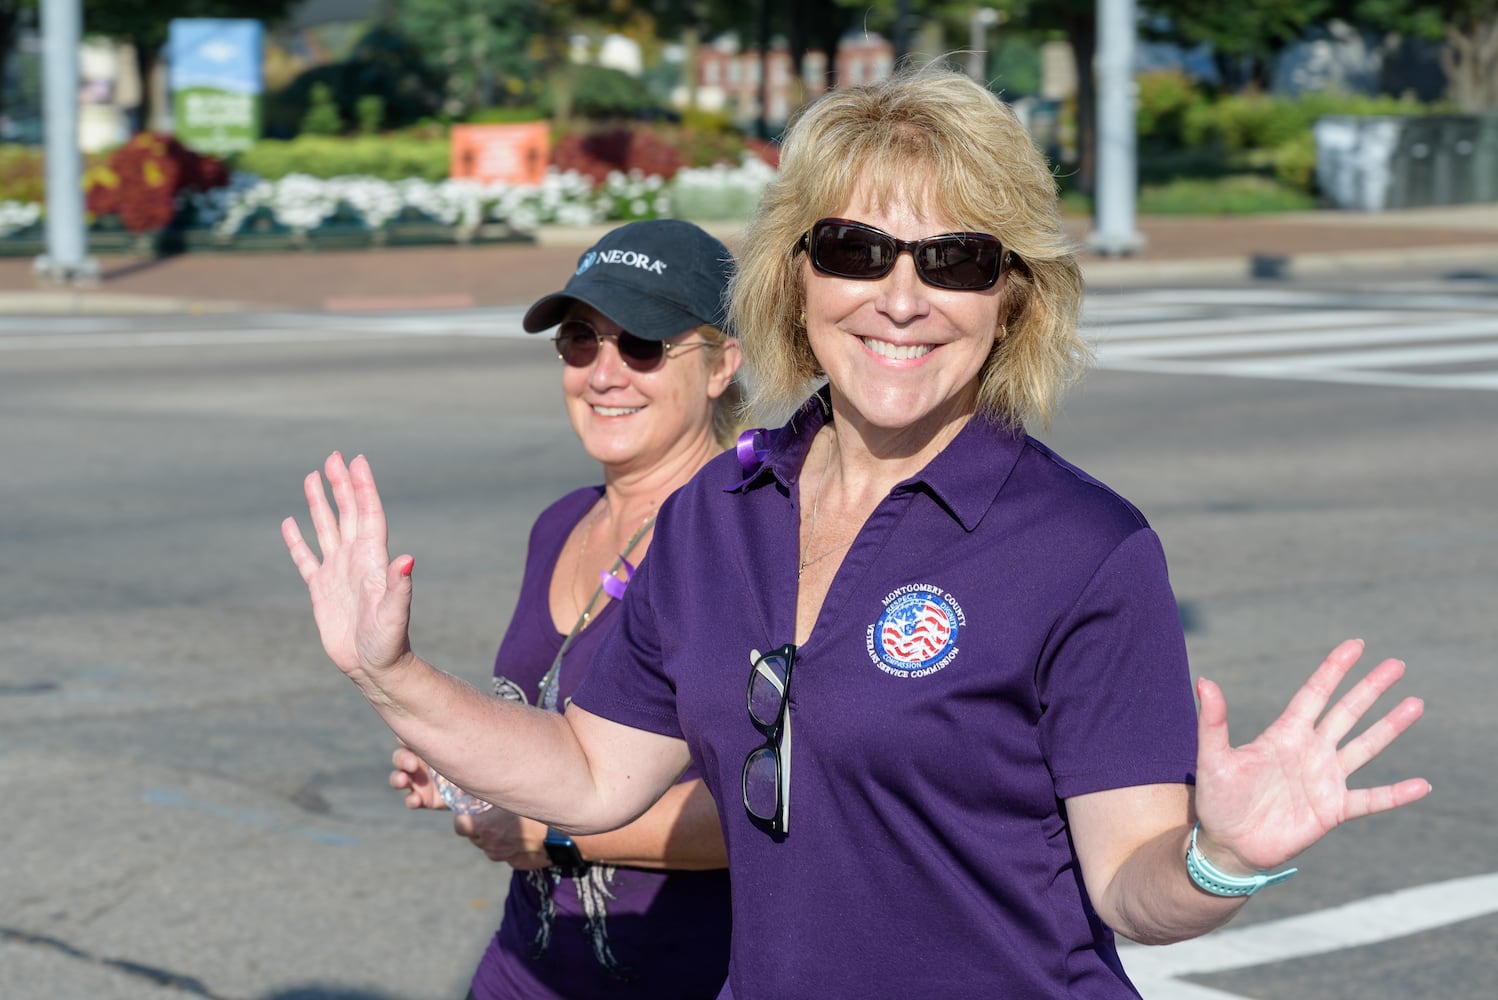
[1185,822,1298,897]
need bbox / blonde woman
[287,71,1428,999]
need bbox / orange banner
[450,122,551,185]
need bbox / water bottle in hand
[429,768,494,815]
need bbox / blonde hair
[728,67,1089,429]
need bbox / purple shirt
[573,395,1198,999]
[469,486,731,1000]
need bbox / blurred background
[0,0,1496,256]
[1,4,1496,1000]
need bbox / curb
[0,232,1493,318]
[1080,242,1498,285]
[0,291,255,315]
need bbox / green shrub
[540,64,656,119]
[301,82,344,136]
[356,95,385,135]
[0,145,47,203]
[678,107,737,135]
[1184,89,1436,152]
[0,144,116,204]
[1267,132,1317,190]
[466,106,546,125]
[1135,69,1207,149]
[233,136,451,181]
[1139,174,1316,215]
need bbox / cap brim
[522,282,711,341]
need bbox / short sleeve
[1038,528,1198,799]
[569,538,685,740]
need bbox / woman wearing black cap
[381,219,741,999]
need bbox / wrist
[1187,825,1256,877]
[355,650,429,713]
[1185,823,1298,897]
[544,827,589,875]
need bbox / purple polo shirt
[470,486,731,1000]
[573,394,1198,999]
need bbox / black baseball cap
[522,219,735,341]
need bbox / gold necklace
[570,502,607,625]
[571,500,657,621]
[799,434,851,579]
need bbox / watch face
[544,832,587,874]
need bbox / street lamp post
[968,8,999,83]
[36,0,97,284]
[1088,0,1145,257]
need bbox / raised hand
[282,452,416,688]
[1192,638,1431,874]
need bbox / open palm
[282,452,416,684]
[1192,639,1430,873]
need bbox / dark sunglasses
[553,320,704,373]
[742,643,796,836]
[799,217,1008,291]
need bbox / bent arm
[570,778,726,870]
[1066,784,1241,945]
[370,656,690,833]
[1068,640,1429,946]
[283,452,689,833]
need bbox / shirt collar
[730,388,1026,533]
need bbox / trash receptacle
[1316,113,1497,210]
[1314,115,1407,211]
[1474,115,1498,203]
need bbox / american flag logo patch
[870,587,963,676]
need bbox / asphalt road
[1,283,1494,999]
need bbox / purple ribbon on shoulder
[736,428,768,473]
[600,557,636,601]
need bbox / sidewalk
[1,205,1495,316]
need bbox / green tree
[387,0,542,118]
[1142,0,1342,91]
[0,0,35,121]
[1348,0,1498,110]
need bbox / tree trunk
[1440,15,1498,112]
[681,25,701,111]
[133,38,155,133]
[0,8,17,121]
[1063,12,1097,198]
[783,0,808,118]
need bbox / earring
[797,310,807,328]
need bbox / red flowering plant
[550,126,687,186]
[84,133,230,234]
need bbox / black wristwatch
[543,827,588,875]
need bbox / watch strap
[1185,823,1298,897]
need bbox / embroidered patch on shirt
[866,584,966,677]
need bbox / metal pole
[36,0,96,284]
[1087,0,1144,256]
[968,8,998,83]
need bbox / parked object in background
[1315,114,1498,211]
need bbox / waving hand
[1192,638,1431,874]
[282,452,416,688]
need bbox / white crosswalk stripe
[1084,285,1498,391]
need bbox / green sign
[169,20,263,156]
[174,87,261,155]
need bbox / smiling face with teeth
[560,304,739,480]
[803,184,1006,449]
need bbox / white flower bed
[0,200,41,238]
[0,156,774,240]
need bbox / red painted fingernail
[399,557,415,577]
